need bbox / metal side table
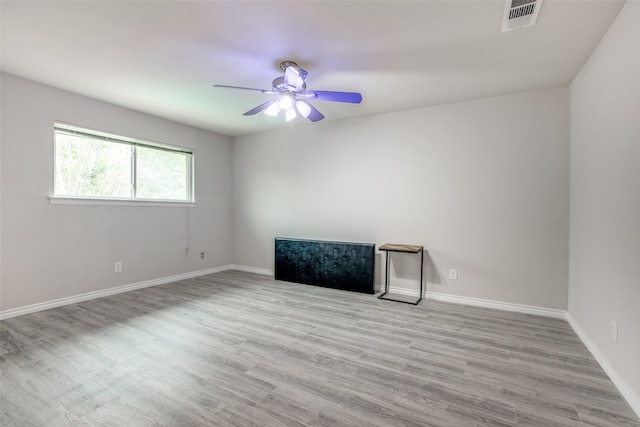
[377,243,424,305]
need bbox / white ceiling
[0,0,624,137]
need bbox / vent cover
[502,0,543,32]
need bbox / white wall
[233,87,570,310]
[0,73,233,312]
[569,0,640,411]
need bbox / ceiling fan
[214,61,362,123]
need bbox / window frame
[51,122,196,206]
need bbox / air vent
[502,0,543,32]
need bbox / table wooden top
[379,243,423,253]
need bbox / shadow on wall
[378,250,442,294]
[374,252,382,292]
[425,251,442,286]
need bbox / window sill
[48,197,197,207]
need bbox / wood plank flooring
[1,270,638,426]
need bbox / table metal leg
[378,249,423,305]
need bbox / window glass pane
[135,146,190,201]
[55,132,132,198]
[54,123,194,203]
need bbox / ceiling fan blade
[214,85,275,94]
[296,99,325,122]
[243,99,278,116]
[306,90,362,104]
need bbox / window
[54,123,194,203]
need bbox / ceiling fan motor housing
[272,76,306,94]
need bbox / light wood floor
[1,270,638,426]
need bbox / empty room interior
[1,1,639,426]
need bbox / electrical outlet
[115,261,122,273]
[611,321,618,343]
[449,269,458,280]
[200,252,205,259]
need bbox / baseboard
[425,290,568,319]
[229,264,273,276]
[386,285,567,319]
[567,314,640,419]
[0,265,232,320]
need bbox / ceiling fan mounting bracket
[279,61,299,72]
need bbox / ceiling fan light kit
[214,61,362,123]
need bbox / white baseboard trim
[0,265,232,320]
[229,264,273,276]
[567,314,640,419]
[425,290,568,319]
[386,285,567,319]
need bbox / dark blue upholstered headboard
[274,237,375,294]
